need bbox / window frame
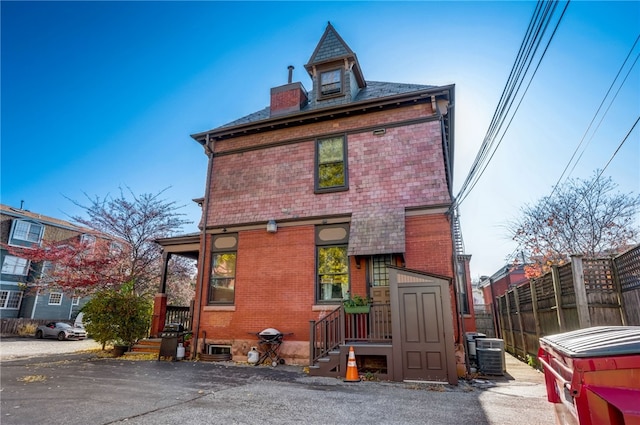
[315,224,350,304]
[71,296,81,306]
[48,292,63,305]
[208,234,238,306]
[0,290,23,310]
[9,219,44,247]
[1,255,30,276]
[315,134,349,193]
[318,67,344,99]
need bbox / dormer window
[320,69,342,97]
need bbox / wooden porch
[309,303,395,380]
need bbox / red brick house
[155,23,473,384]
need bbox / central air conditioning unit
[476,338,505,375]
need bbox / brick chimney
[270,65,308,117]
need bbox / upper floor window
[48,292,63,305]
[9,220,44,247]
[109,241,123,255]
[0,290,23,310]
[71,296,81,306]
[320,68,342,97]
[316,135,348,192]
[1,255,29,276]
[80,234,96,247]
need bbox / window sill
[312,304,341,311]
[204,305,236,312]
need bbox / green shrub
[82,282,152,349]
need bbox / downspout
[438,97,470,375]
[191,134,214,359]
[30,287,40,319]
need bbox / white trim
[1,255,30,275]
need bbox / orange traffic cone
[344,346,361,382]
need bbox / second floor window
[10,220,44,247]
[316,135,348,192]
[1,255,29,275]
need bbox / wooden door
[389,267,457,384]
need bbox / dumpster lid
[540,326,640,358]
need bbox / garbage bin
[538,326,640,425]
[158,323,186,361]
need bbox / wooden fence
[496,244,639,359]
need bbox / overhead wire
[455,0,570,207]
[548,34,640,200]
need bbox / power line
[455,0,570,207]
[548,33,640,200]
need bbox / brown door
[390,268,457,384]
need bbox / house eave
[191,85,454,144]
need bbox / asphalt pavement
[0,338,557,425]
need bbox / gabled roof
[304,22,365,89]
[0,203,92,234]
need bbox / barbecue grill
[255,328,286,367]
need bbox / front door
[389,267,457,384]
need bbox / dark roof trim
[192,85,454,144]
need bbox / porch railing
[165,305,191,330]
[309,303,392,364]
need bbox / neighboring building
[156,23,471,383]
[477,264,528,337]
[0,204,116,320]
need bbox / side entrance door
[389,267,457,384]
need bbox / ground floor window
[0,290,23,309]
[209,253,236,304]
[48,292,63,305]
[317,245,349,302]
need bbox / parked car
[35,322,87,341]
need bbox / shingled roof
[219,80,436,129]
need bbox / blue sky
[2,1,639,278]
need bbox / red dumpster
[538,326,640,425]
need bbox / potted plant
[343,294,371,314]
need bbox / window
[369,255,392,287]
[109,241,123,255]
[81,234,96,246]
[209,253,236,304]
[9,220,44,247]
[316,135,348,191]
[316,224,350,303]
[48,292,63,305]
[320,69,342,97]
[71,296,80,306]
[1,255,30,275]
[0,290,23,309]
[317,246,349,302]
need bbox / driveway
[0,339,557,425]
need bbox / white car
[35,322,87,341]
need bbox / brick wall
[207,107,449,226]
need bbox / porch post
[159,252,172,294]
[150,293,168,338]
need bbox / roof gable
[305,22,354,66]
